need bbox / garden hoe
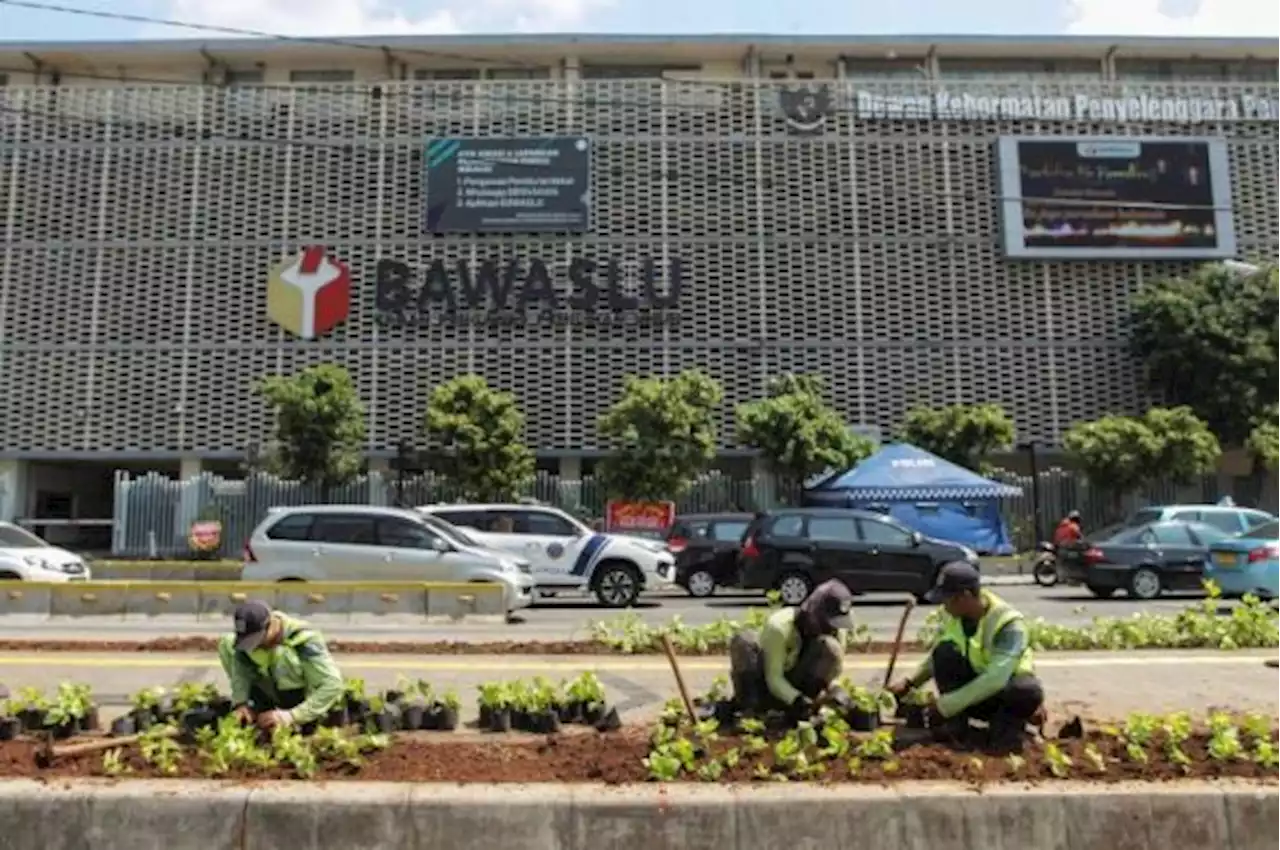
[36,726,177,768]
[880,597,916,691]
[660,634,698,723]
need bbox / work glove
[887,679,913,699]
[785,696,815,726]
[256,709,294,730]
[924,703,947,729]
[232,704,255,725]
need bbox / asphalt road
[0,650,1274,726]
[0,582,1238,644]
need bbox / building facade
[0,34,1277,522]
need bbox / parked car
[1122,504,1274,536]
[241,505,535,613]
[665,512,754,598]
[418,503,675,607]
[1204,519,1280,600]
[1058,519,1232,600]
[0,522,91,582]
[737,508,980,606]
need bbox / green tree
[736,374,876,499]
[423,374,535,501]
[1247,405,1279,472]
[896,403,1016,472]
[255,363,367,492]
[1063,407,1221,516]
[596,369,723,502]
[1129,262,1279,445]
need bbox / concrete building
[0,34,1277,531]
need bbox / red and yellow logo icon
[266,246,351,340]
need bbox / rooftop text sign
[854,90,1279,123]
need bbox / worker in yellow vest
[217,600,344,731]
[889,562,1045,752]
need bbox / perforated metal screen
[0,76,1276,457]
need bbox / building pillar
[558,457,582,481]
[0,460,30,523]
[179,456,203,481]
[368,457,391,506]
[175,456,206,556]
[750,455,777,508]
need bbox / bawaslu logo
[266,247,351,340]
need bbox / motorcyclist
[1052,510,1083,548]
[727,579,855,724]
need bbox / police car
[416,503,676,607]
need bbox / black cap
[232,600,273,651]
[924,562,982,603]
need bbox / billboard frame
[994,134,1238,261]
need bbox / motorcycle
[1031,541,1059,587]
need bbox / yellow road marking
[0,653,1270,672]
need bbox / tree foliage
[596,369,723,501]
[1129,262,1279,445]
[896,403,1016,472]
[255,363,366,490]
[1247,405,1279,472]
[423,374,535,501]
[736,374,876,496]
[1063,407,1221,507]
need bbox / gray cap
[232,599,273,652]
[923,562,982,604]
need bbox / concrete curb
[0,779,1273,850]
[0,581,508,622]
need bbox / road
[0,582,1233,644]
[0,650,1274,726]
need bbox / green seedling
[855,729,895,761]
[1005,754,1026,775]
[1043,742,1073,778]
[1252,740,1279,770]
[139,724,183,775]
[1240,712,1272,746]
[1083,744,1107,775]
[101,748,131,777]
[1208,713,1244,762]
[704,675,730,704]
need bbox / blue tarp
[803,443,1022,555]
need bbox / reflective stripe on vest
[937,590,1035,676]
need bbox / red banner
[605,501,676,535]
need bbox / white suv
[242,505,535,613]
[0,523,91,582]
[418,503,676,607]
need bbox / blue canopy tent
[803,443,1023,555]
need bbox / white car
[241,505,535,613]
[0,522,91,582]
[417,503,676,607]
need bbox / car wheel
[685,570,716,598]
[0,572,21,581]
[1087,584,1117,599]
[1127,567,1162,601]
[776,572,814,606]
[594,562,642,608]
[277,577,305,583]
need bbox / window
[1187,523,1230,546]
[431,509,491,530]
[806,516,860,543]
[1244,520,1279,539]
[709,521,750,542]
[671,521,709,539]
[514,510,579,536]
[768,70,816,80]
[858,518,912,547]
[1129,508,1163,526]
[1197,512,1245,535]
[769,515,805,537]
[0,523,47,548]
[940,58,1101,79]
[1169,510,1201,524]
[843,59,927,79]
[1150,524,1194,546]
[376,517,441,549]
[226,69,264,85]
[309,514,377,544]
[489,67,551,80]
[290,69,355,83]
[265,513,314,541]
[0,74,8,87]
[413,68,481,80]
[580,64,700,79]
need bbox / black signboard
[995,136,1236,260]
[423,137,591,234]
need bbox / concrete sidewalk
[0,650,1273,725]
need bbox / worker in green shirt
[889,562,1045,751]
[728,579,855,724]
[217,600,344,731]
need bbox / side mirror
[911,532,924,547]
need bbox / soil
[0,638,924,656]
[0,726,1273,785]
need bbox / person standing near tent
[888,562,1045,752]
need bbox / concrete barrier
[0,780,1273,850]
[89,561,244,582]
[0,581,507,623]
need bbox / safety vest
[239,615,319,693]
[935,590,1035,676]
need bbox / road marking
[0,653,1271,672]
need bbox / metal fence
[111,467,1249,559]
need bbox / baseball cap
[806,579,856,631]
[233,600,273,651]
[923,562,982,604]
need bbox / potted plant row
[477,673,620,734]
[0,684,100,740]
[841,683,898,732]
[354,678,461,734]
[110,683,233,737]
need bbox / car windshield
[0,524,50,548]
[1240,520,1279,540]
[421,516,477,547]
